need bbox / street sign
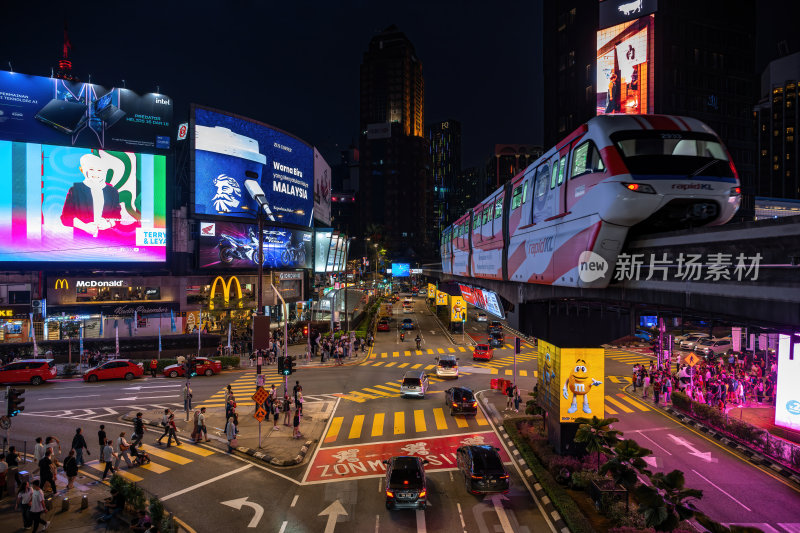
[252,387,269,405]
[515,337,521,355]
[685,352,699,367]
[253,407,267,423]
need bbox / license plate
[489,479,497,485]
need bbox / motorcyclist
[415,335,421,350]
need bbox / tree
[635,469,703,531]
[600,438,653,490]
[574,416,621,471]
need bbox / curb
[122,413,318,467]
[501,325,537,346]
[621,384,800,487]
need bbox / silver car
[696,337,733,358]
[679,333,710,351]
[400,371,429,398]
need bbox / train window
[572,141,605,178]
[494,196,503,219]
[522,180,529,202]
[482,207,491,225]
[511,186,523,209]
[535,165,550,199]
[557,156,567,185]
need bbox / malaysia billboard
[0,71,173,152]
[0,142,166,262]
[596,14,655,116]
[197,221,312,270]
[538,341,605,423]
[313,148,331,226]
[458,284,505,319]
[191,106,313,227]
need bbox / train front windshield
[611,131,734,178]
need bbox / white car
[679,333,710,351]
[476,312,488,322]
[673,331,705,343]
[403,303,414,314]
[401,371,429,398]
[436,355,459,378]
[696,337,733,358]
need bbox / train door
[566,139,606,212]
[556,145,570,215]
[532,154,559,224]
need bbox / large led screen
[538,341,605,423]
[313,148,331,226]
[314,229,333,273]
[596,14,655,116]
[198,221,311,270]
[0,71,172,152]
[0,141,166,262]
[392,263,410,277]
[192,106,313,227]
[458,284,505,319]
[775,334,800,431]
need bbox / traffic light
[7,387,25,417]
[277,356,285,374]
[302,325,308,336]
[190,360,197,377]
[285,356,294,376]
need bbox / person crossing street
[71,428,90,467]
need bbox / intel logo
[155,97,170,105]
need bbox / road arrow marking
[667,433,717,462]
[643,456,658,468]
[220,497,264,528]
[122,384,182,391]
[318,500,348,533]
[485,493,513,532]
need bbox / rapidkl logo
[578,251,608,283]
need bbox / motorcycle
[280,240,306,266]
[415,336,421,350]
[218,233,256,265]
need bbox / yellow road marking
[372,413,385,437]
[84,462,143,482]
[373,384,398,393]
[437,348,445,354]
[454,415,469,428]
[414,410,426,432]
[448,348,456,353]
[372,361,385,367]
[605,404,618,415]
[363,387,393,397]
[425,365,436,370]
[325,417,343,442]
[385,362,397,368]
[605,396,634,413]
[398,363,410,368]
[138,461,170,474]
[475,409,489,426]
[404,350,411,356]
[519,370,528,377]
[415,350,423,355]
[392,351,400,357]
[504,370,513,375]
[176,442,215,457]
[141,444,193,465]
[458,347,466,352]
[394,412,405,434]
[433,408,448,430]
[617,394,650,411]
[427,349,434,354]
[349,415,365,439]
[411,364,422,369]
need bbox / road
[6,294,550,533]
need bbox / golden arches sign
[209,276,243,310]
[55,279,69,290]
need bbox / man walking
[156,409,171,444]
[115,432,133,470]
[131,412,145,447]
[182,380,193,421]
[100,439,116,480]
[197,407,209,442]
[71,428,90,467]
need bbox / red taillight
[626,183,640,191]
[419,490,426,498]
[452,403,458,408]
[471,401,478,407]
[386,491,394,498]
[471,475,483,479]
[403,480,408,485]
[499,474,509,479]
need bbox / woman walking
[29,479,49,532]
[15,479,33,530]
[225,416,237,453]
[64,449,79,489]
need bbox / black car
[457,445,510,495]
[445,387,478,416]
[488,332,504,348]
[487,321,503,334]
[383,456,428,510]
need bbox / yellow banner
[450,295,466,322]
[559,348,605,423]
[537,341,561,414]
[436,291,448,306]
[427,283,436,299]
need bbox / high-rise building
[428,119,462,235]
[754,51,800,200]
[359,25,433,258]
[452,166,486,220]
[490,144,544,189]
[542,0,757,219]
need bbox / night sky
[1,0,544,169]
[2,1,797,170]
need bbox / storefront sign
[76,280,126,288]
[276,271,304,281]
[50,302,180,317]
[0,305,35,319]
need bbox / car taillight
[386,491,394,498]
[452,403,458,408]
[499,474,509,479]
[471,475,483,479]
[419,490,426,498]
[471,401,477,407]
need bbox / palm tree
[600,438,653,490]
[635,469,703,531]
[574,416,621,471]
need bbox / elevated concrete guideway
[428,216,800,345]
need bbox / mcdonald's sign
[209,276,243,310]
[54,279,69,290]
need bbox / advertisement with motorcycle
[198,221,312,269]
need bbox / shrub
[149,496,165,525]
[214,356,240,369]
[726,418,765,445]
[671,391,691,411]
[571,470,605,491]
[547,455,583,480]
[581,452,609,473]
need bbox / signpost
[514,337,521,387]
[685,352,699,368]
[252,387,269,448]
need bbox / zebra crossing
[605,348,654,367]
[366,342,536,360]
[198,370,339,408]
[79,440,216,483]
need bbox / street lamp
[244,175,275,316]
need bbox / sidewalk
[123,399,334,467]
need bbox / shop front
[0,305,34,343]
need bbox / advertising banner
[449,295,466,323]
[392,263,410,277]
[192,106,313,227]
[458,284,505,319]
[0,141,167,262]
[596,15,655,116]
[313,148,331,226]
[537,340,562,416]
[427,283,436,299]
[775,334,800,431]
[314,229,332,273]
[0,71,172,152]
[197,220,312,270]
[538,342,605,423]
[436,291,448,306]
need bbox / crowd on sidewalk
[632,350,778,411]
[245,330,371,367]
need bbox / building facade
[427,119,462,238]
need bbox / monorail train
[441,114,741,289]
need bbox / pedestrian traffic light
[277,355,285,374]
[285,356,294,376]
[7,387,25,417]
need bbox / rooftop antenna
[55,20,77,81]
[7,61,12,73]
[156,85,160,94]
[122,79,126,88]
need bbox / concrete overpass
[428,216,800,346]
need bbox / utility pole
[271,277,289,397]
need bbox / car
[417,290,427,297]
[390,295,400,303]
[383,456,428,510]
[445,387,478,415]
[679,333,710,351]
[634,329,654,342]
[0,359,57,386]
[402,318,415,330]
[400,370,429,398]
[487,321,503,334]
[377,318,391,332]
[696,337,733,358]
[84,359,144,382]
[163,357,222,378]
[402,303,414,314]
[403,297,413,304]
[672,331,706,343]
[488,333,504,348]
[476,312,488,322]
[473,344,494,361]
[436,355,459,378]
[457,445,510,494]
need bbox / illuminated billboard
[449,295,466,322]
[197,220,311,270]
[596,14,655,116]
[775,334,800,431]
[427,283,436,299]
[0,142,166,262]
[458,284,505,319]
[191,106,313,227]
[436,291,448,306]
[392,263,410,277]
[313,148,331,226]
[0,71,173,152]
[538,341,605,423]
[314,229,333,273]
